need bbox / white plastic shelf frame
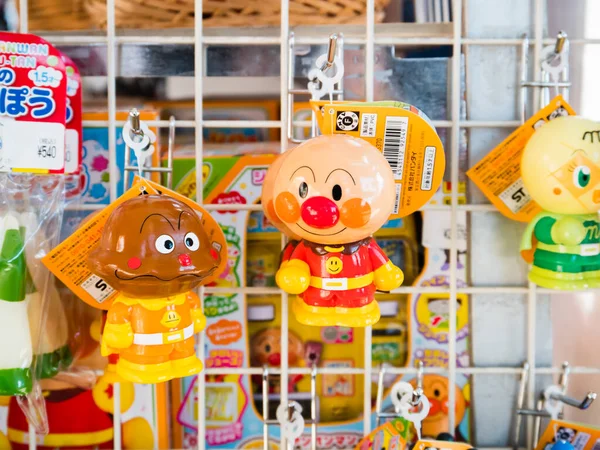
[15,0,600,448]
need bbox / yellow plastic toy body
[521,116,600,289]
[269,135,404,327]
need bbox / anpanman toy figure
[521,116,600,289]
[271,134,404,327]
[88,194,222,383]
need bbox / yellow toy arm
[101,302,133,354]
[276,259,311,294]
[551,216,587,246]
[187,291,206,333]
[373,261,404,291]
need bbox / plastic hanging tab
[121,108,156,181]
[276,401,305,450]
[540,31,569,82]
[307,35,344,101]
[544,385,563,419]
[403,396,430,440]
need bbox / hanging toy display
[88,194,222,383]
[273,134,404,327]
[521,116,600,290]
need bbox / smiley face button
[161,310,181,328]
[326,256,343,275]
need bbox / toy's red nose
[267,353,281,366]
[179,253,192,267]
[301,196,339,229]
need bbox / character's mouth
[114,266,216,282]
[296,223,347,237]
[328,267,342,274]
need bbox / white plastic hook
[540,40,569,81]
[544,385,563,419]
[403,396,430,440]
[307,53,344,101]
[390,381,414,412]
[122,116,157,177]
[276,401,304,449]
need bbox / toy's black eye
[265,344,271,353]
[184,232,200,251]
[434,389,441,397]
[155,235,175,254]
[299,182,308,198]
[332,184,342,201]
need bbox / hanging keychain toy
[521,116,600,289]
[85,112,224,383]
[273,134,404,327]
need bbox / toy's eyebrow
[325,168,356,185]
[290,166,316,181]
[140,213,174,233]
[178,210,194,230]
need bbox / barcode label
[392,183,402,215]
[360,113,377,137]
[81,274,115,303]
[421,146,436,191]
[383,116,409,181]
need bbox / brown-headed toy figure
[88,194,222,384]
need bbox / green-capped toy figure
[521,116,600,289]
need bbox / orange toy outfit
[289,238,390,308]
[102,291,205,383]
[7,390,113,449]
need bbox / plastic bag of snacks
[0,174,65,432]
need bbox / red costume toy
[270,135,403,327]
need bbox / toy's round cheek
[340,198,371,228]
[127,257,142,270]
[274,192,301,223]
[210,248,219,260]
[554,187,562,195]
[265,199,281,224]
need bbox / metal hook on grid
[287,32,345,143]
[514,361,597,449]
[520,30,571,116]
[261,365,319,450]
[123,109,175,191]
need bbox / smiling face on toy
[522,116,600,214]
[272,135,396,245]
[89,195,220,298]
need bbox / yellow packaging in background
[466,96,576,222]
[311,100,446,219]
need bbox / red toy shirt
[289,238,389,308]
[8,389,114,449]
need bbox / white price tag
[0,119,65,172]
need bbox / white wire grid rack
[13,0,600,449]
